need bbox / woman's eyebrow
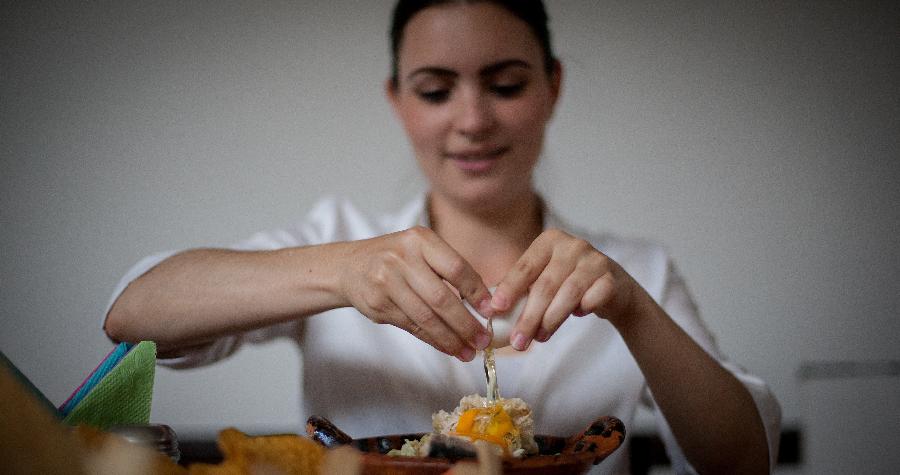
[407,67,456,81]
[479,59,532,76]
[406,59,532,82]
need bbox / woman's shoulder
[585,230,669,292]
[547,209,668,263]
[308,194,426,235]
[546,208,672,295]
[238,195,426,248]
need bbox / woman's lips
[446,147,508,173]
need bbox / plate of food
[307,394,625,475]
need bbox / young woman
[104,1,779,473]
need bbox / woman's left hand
[493,230,772,473]
[490,229,644,350]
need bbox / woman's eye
[417,90,450,103]
[491,83,525,98]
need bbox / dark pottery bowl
[309,415,626,475]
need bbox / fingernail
[475,332,492,350]
[477,296,494,317]
[491,293,509,311]
[511,332,529,351]
[536,328,550,342]
[457,347,475,362]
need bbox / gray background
[2,0,898,465]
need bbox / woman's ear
[385,77,400,113]
[548,59,563,111]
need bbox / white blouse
[107,195,781,474]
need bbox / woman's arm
[104,245,348,356]
[105,227,495,361]
[612,291,770,474]
[492,229,770,474]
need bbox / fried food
[187,428,325,475]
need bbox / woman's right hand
[336,226,494,361]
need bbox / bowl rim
[351,432,602,467]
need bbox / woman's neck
[427,191,543,286]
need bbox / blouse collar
[410,192,567,233]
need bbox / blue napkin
[3,341,157,429]
[59,342,133,417]
[62,341,157,429]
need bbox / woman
[104,1,779,473]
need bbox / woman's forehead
[396,3,544,75]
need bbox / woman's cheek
[405,109,445,149]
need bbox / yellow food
[389,395,538,458]
[452,405,519,453]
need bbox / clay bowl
[307,415,625,475]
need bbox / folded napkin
[59,342,132,416]
[61,341,157,430]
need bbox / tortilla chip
[189,428,325,475]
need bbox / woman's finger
[510,253,573,350]
[415,228,493,317]
[580,272,617,317]
[389,274,475,361]
[538,266,596,341]
[492,231,556,313]
[404,258,491,352]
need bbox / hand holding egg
[464,287,526,349]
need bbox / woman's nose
[454,91,495,139]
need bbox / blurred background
[2,0,898,473]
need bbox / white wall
[3,0,898,445]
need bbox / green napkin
[63,341,156,429]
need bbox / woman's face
[388,2,561,210]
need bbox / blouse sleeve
[99,249,240,369]
[101,231,303,368]
[101,199,341,369]
[643,257,782,474]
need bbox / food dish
[304,301,625,473]
[389,394,538,458]
[307,413,625,475]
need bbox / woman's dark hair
[389,0,556,86]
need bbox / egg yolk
[453,404,518,451]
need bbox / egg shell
[464,288,526,349]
